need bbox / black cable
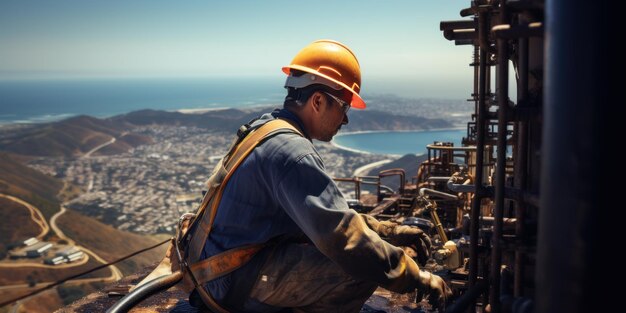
[0,238,172,307]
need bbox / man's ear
[310,92,324,113]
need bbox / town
[28,124,390,234]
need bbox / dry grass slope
[0,116,151,157]
[57,209,168,275]
[0,198,41,255]
[0,152,62,219]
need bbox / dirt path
[49,205,123,280]
[82,137,116,158]
[1,196,122,311]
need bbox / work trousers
[238,243,378,313]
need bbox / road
[1,195,122,311]
[0,194,49,239]
[82,136,116,158]
[49,205,123,280]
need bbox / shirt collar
[272,108,311,140]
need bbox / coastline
[176,104,276,115]
[176,107,230,114]
[330,127,465,157]
[352,159,393,177]
[335,127,466,137]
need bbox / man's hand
[416,271,453,311]
[388,225,432,266]
[359,214,432,265]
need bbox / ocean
[333,129,466,156]
[0,78,467,155]
[0,77,286,124]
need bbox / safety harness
[174,118,303,313]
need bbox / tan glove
[360,214,432,265]
[416,270,453,311]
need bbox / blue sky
[0,0,474,98]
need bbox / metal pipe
[492,22,543,39]
[106,271,183,313]
[444,29,478,41]
[440,19,475,31]
[379,168,406,194]
[446,280,488,313]
[468,12,489,309]
[455,39,475,46]
[538,0,604,312]
[334,177,362,201]
[419,188,459,200]
[426,144,476,151]
[473,44,480,104]
[447,177,476,193]
[513,13,530,298]
[490,2,510,311]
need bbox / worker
[188,39,452,312]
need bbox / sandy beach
[352,159,393,177]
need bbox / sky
[0,0,475,98]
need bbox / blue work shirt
[200,108,421,309]
[201,108,317,302]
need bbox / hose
[106,271,183,313]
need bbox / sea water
[333,129,466,156]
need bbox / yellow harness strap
[189,244,266,284]
[183,118,302,313]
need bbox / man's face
[316,91,350,142]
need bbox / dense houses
[28,125,389,235]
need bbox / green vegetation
[55,281,106,308]
[57,285,86,305]
[26,274,37,287]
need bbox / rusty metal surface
[57,266,435,313]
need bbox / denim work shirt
[200,109,419,308]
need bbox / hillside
[0,116,152,157]
[0,197,41,258]
[0,152,63,219]
[112,108,269,133]
[0,106,451,159]
[57,209,168,275]
[367,154,429,190]
[343,110,451,132]
[113,107,452,132]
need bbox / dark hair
[283,70,345,109]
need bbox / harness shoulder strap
[183,118,303,313]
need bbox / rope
[0,238,172,307]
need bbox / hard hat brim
[283,65,366,109]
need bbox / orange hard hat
[283,39,366,109]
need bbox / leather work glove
[360,214,432,265]
[387,224,432,266]
[416,270,453,311]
